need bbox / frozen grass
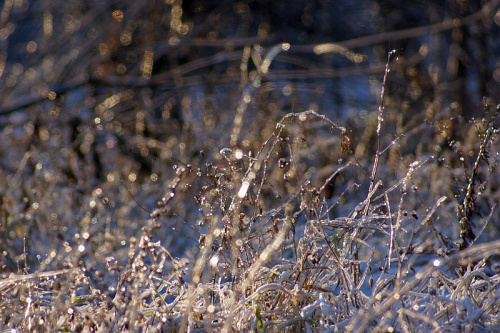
[1,46,500,332]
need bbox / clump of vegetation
[2,45,500,332]
[1,1,500,332]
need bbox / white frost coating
[237,181,250,198]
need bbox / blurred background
[1,0,499,273]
